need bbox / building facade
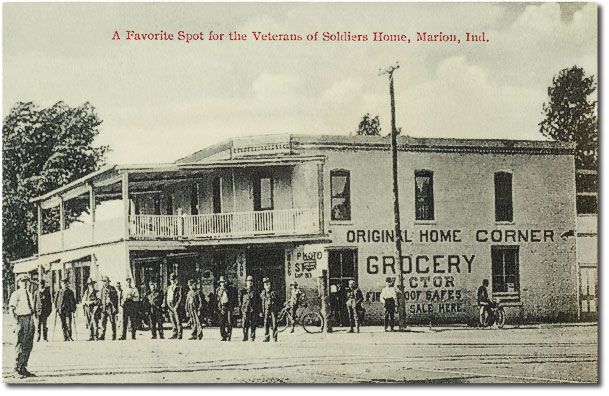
[12,134,579,325]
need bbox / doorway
[247,248,285,300]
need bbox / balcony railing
[129,208,319,240]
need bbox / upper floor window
[415,170,434,221]
[212,177,222,213]
[190,184,200,215]
[494,172,513,222]
[166,193,174,215]
[331,170,351,221]
[576,170,597,215]
[254,175,274,211]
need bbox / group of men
[7,270,372,378]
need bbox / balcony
[39,217,124,254]
[129,208,320,240]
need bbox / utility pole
[379,62,405,330]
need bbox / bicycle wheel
[301,311,324,334]
[496,307,506,329]
[277,310,290,333]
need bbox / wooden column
[89,183,96,243]
[317,162,325,234]
[59,198,65,249]
[37,204,42,242]
[231,168,237,212]
[122,172,129,239]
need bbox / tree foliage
[539,66,598,169]
[356,113,382,136]
[2,101,109,263]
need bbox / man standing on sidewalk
[380,277,397,332]
[239,275,258,342]
[34,279,52,342]
[165,273,183,339]
[147,280,165,339]
[9,274,36,377]
[346,280,364,333]
[216,276,234,341]
[55,276,76,341]
[260,277,279,342]
[119,277,139,340]
[82,278,101,341]
[99,276,119,340]
[185,279,204,340]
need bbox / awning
[11,250,94,274]
[12,256,40,274]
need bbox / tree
[2,101,109,265]
[539,66,598,169]
[356,113,382,136]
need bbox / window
[494,172,513,222]
[330,170,351,221]
[576,171,597,215]
[154,194,161,215]
[190,184,200,215]
[415,170,434,220]
[212,177,222,213]
[491,246,519,293]
[166,193,174,215]
[328,249,357,288]
[253,176,274,211]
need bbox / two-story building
[12,134,579,325]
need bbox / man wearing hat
[99,276,119,340]
[239,275,259,341]
[346,280,364,333]
[380,277,398,332]
[55,276,76,341]
[9,274,36,377]
[119,277,140,340]
[164,273,183,339]
[185,279,204,340]
[286,281,306,333]
[260,277,279,342]
[146,279,165,339]
[83,278,101,341]
[34,279,52,342]
[216,276,233,341]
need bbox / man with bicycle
[477,279,496,324]
[286,281,305,333]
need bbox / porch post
[37,204,42,242]
[89,182,96,243]
[317,162,324,233]
[122,172,130,239]
[59,197,65,249]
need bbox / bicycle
[277,303,324,334]
[479,302,506,328]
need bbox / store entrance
[247,248,286,300]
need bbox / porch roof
[30,155,324,205]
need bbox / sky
[3,2,598,165]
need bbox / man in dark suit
[146,280,165,339]
[216,276,233,341]
[239,275,259,341]
[55,277,76,341]
[34,279,52,342]
[260,277,279,342]
[99,276,119,340]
